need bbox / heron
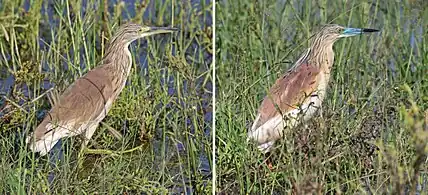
[248,24,379,155]
[26,23,178,156]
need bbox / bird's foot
[84,145,146,155]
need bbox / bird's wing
[253,63,320,130]
[32,66,115,140]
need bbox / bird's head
[314,24,379,43]
[112,23,178,44]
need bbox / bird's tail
[26,134,60,156]
[247,114,285,153]
[26,123,71,156]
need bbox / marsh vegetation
[0,0,212,193]
[216,0,427,193]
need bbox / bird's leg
[265,152,274,170]
[82,123,99,149]
[80,122,145,155]
[77,123,99,169]
[266,158,273,170]
[319,103,324,119]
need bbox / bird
[26,23,178,156]
[248,24,379,154]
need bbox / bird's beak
[339,27,379,38]
[148,26,179,35]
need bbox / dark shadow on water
[47,139,64,185]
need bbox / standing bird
[248,24,379,153]
[26,23,178,156]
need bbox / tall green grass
[216,0,427,193]
[0,0,212,193]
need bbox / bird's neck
[98,41,133,99]
[103,41,133,77]
[308,42,335,74]
[302,42,335,100]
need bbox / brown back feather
[33,65,115,140]
[254,63,320,129]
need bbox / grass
[216,0,427,194]
[0,0,212,193]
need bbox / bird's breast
[112,48,133,96]
[118,48,133,92]
[102,48,133,116]
[298,73,329,121]
[315,72,329,100]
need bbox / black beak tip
[363,28,380,33]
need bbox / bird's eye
[140,27,150,33]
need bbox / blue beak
[340,27,379,37]
[149,26,179,33]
